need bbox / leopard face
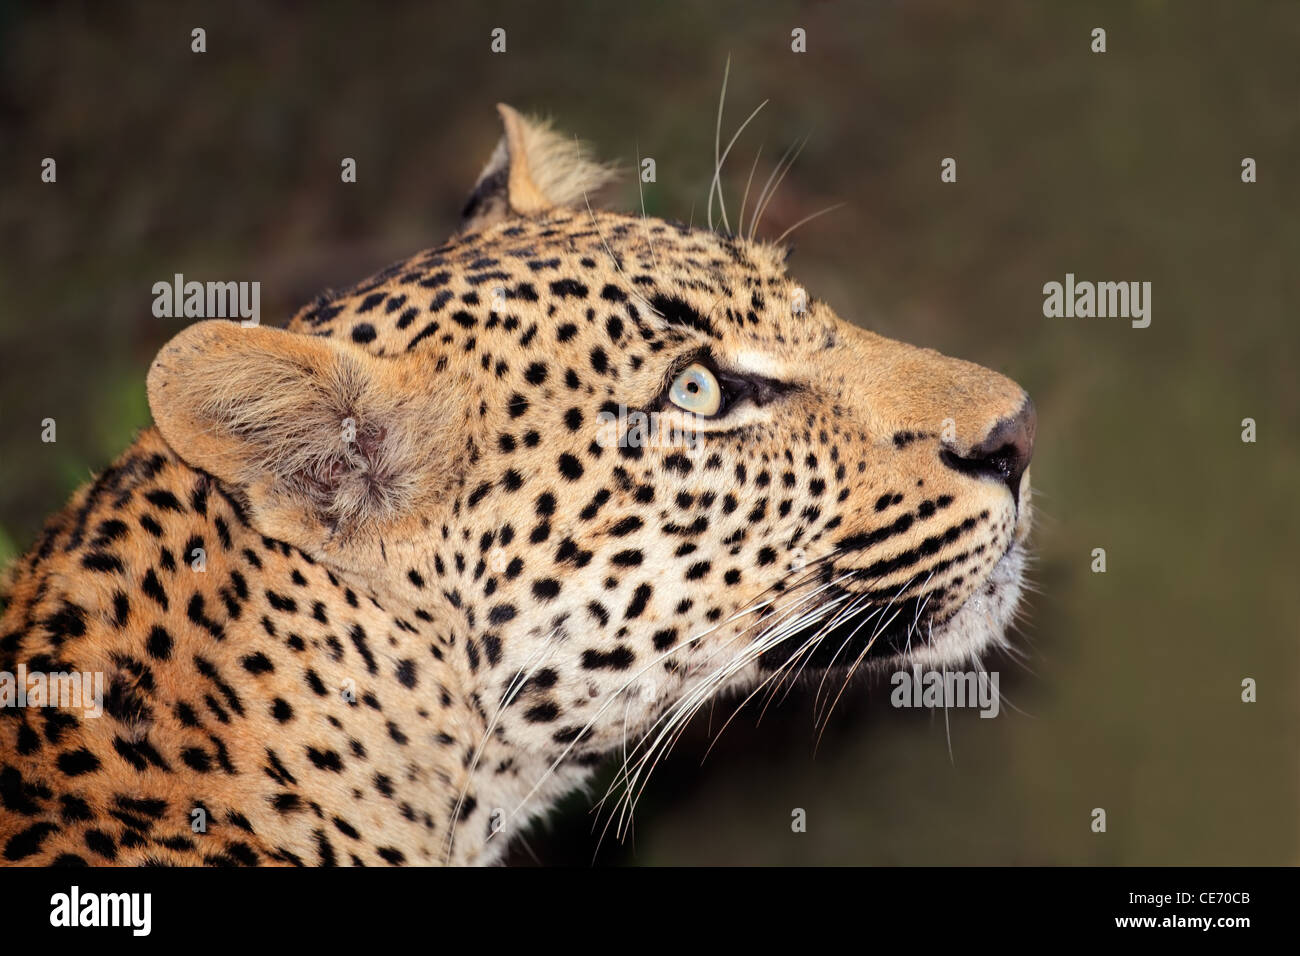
[0,105,1033,866]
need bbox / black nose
[941,397,1036,498]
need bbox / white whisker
[773,202,847,245]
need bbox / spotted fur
[0,104,1034,866]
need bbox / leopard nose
[941,396,1036,499]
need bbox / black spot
[60,795,92,822]
[174,702,200,727]
[549,279,588,299]
[241,652,274,675]
[532,578,562,599]
[81,551,123,573]
[649,293,715,336]
[529,668,559,690]
[57,749,101,776]
[84,829,118,861]
[488,604,517,626]
[13,726,39,758]
[351,323,377,344]
[524,702,559,722]
[582,647,635,670]
[266,591,297,613]
[145,625,173,660]
[93,518,129,544]
[685,561,711,580]
[181,748,212,772]
[3,822,57,861]
[141,569,168,610]
[609,515,643,536]
[467,482,492,508]
[112,591,130,627]
[349,624,378,675]
[272,792,302,813]
[350,290,389,314]
[306,748,344,772]
[144,489,184,513]
[664,454,693,475]
[624,583,652,619]
[558,454,583,481]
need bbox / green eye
[668,363,722,416]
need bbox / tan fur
[147,321,475,572]
[460,104,615,231]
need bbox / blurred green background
[1,0,1295,865]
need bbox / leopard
[0,104,1035,866]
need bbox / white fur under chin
[901,543,1026,670]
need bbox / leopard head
[147,104,1033,788]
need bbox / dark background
[1,0,1295,865]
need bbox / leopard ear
[147,320,470,570]
[458,103,615,232]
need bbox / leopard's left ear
[458,103,615,232]
[147,321,474,571]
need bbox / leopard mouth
[757,542,1025,676]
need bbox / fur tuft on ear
[459,103,616,232]
[147,321,468,568]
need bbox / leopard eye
[668,363,722,417]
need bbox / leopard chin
[905,477,1032,670]
[902,541,1026,670]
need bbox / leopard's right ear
[458,103,615,232]
[147,321,473,571]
